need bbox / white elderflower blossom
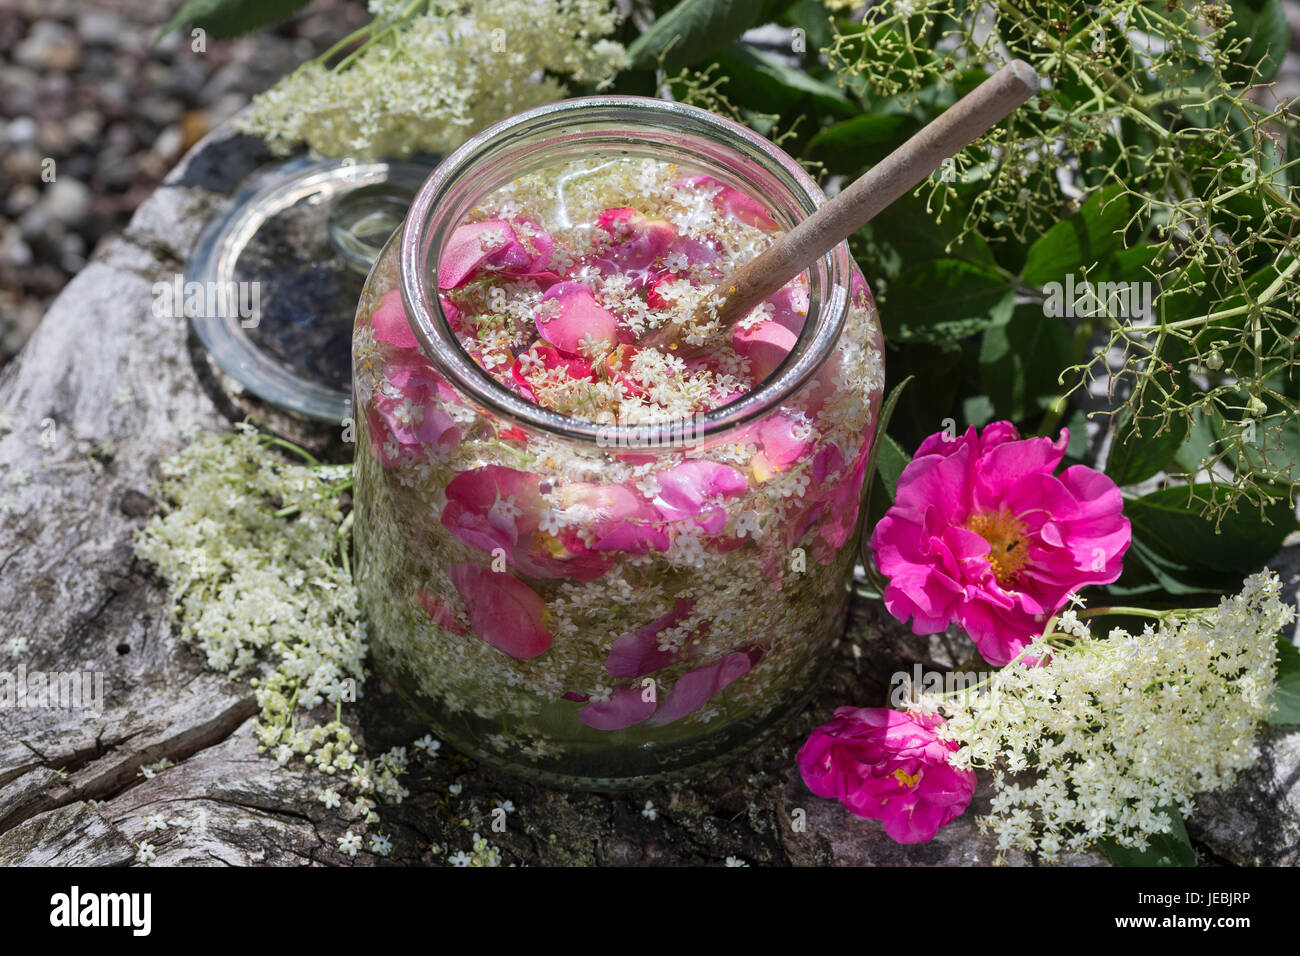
[237,0,627,159]
[134,842,156,865]
[337,831,363,858]
[137,758,174,779]
[413,734,442,758]
[133,426,367,778]
[913,571,1295,859]
[132,427,433,821]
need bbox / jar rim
[399,95,854,445]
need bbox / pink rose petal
[415,588,468,635]
[675,175,779,230]
[579,685,658,731]
[652,461,748,522]
[447,562,551,659]
[644,648,759,727]
[369,288,417,349]
[605,598,696,679]
[536,281,619,355]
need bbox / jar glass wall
[352,97,885,788]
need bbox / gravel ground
[1,1,1298,369]
[0,0,370,366]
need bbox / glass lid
[186,156,435,422]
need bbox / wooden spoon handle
[645,60,1039,349]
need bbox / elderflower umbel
[912,571,1294,859]
[237,0,626,160]
[133,426,366,778]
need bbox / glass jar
[351,97,885,788]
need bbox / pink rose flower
[868,422,1130,666]
[797,707,976,844]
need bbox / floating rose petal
[645,648,760,727]
[605,598,696,679]
[447,562,551,659]
[442,465,539,555]
[675,175,779,230]
[415,588,467,635]
[556,481,668,555]
[438,218,556,290]
[752,413,812,481]
[595,208,677,272]
[511,344,596,392]
[732,282,808,382]
[443,466,614,581]
[536,281,619,356]
[652,461,748,523]
[369,288,418,349]
[579,686,658,731]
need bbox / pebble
[42,177,92,228]
[14,20,82,72]
[75,10,122,48]
[0,0,377,368]
[2,116,37,145]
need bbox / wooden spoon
[644,59,1040,351]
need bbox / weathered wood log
[0,126,1296,867]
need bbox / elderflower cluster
[238,0,627,159]
[132,426,375,778]
[913,571,1294,859]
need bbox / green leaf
[628,0,766,71]
[1126,485,1298,577]
[1174,408,1221,475]
[1117,536,1226,596]
[1267,637,1300,724]
[855,192,997,286]
[712,44,855,116]
[1106,408,1190,486]
[782,0,835,55]
[1020,185,1130,286]
[978,302,1073,423]
[863,376,914,504]
[875,435,909,501]
[156,0,311,41]
[808,114,916,173]
[883,260,1014,345]
[1223,0,1290,85]
[1100,811,1197,867]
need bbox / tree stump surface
[1,128,1297,867]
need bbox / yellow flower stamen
[964,508,1030,586]
[892,768,921,789]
